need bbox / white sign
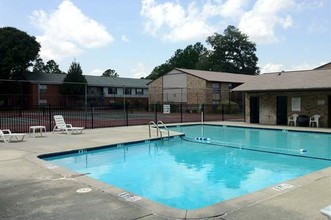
[163,104,170,114]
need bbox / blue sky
[0,0,330,78]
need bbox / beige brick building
[233,68,331,128]
[148,68,254,107]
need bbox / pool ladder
[149,121,170,138]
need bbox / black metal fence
[0,103,244,133]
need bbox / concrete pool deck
[0,122,330,219]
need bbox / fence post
[154,103,157,123]
[91,107,94,129]
[48,105,52,132]
[221,103,224,121]
[125,103,129,126]
[180,103,183,123]
[201,104,205,123]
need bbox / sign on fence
[163,104,170,114]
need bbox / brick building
[22,72,151,107]
[148,68,254,108]
[233,68,331,128]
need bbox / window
[136,88,143,95]
[125,88,132,95]
[212,94,220,100]
[39,99,47,105]
[39,85,47,94]
[291,97,301,111]
[108,87,117,95]
[212,83,220,93]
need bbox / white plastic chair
[309,115,320,128]
[0,129,25,143]
[288,114,299,126]
[53,115,84,135]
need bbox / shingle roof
[232,69,331,92]
[23,72,151,88]
[175,68,255,83]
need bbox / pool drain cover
[76,188,92,193]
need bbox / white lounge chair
[321,204,331,220]
[309,114,320,128]
[0,129,25,143]
[288,114,299,126]
[52,115,84,135]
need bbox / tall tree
[44,60,63,74]
[146,25,260,79]
[60,61,87,96]
[206,25,259,75]
[32,56,45,73]
[0,27,40,79]
[102,69,119,77]
[33,57,64,74]
[147,42,208,80]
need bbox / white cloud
[238,0,295,44]
[261,63,284,73]
[261,62,321,73]
[141,0,217,42]
[87,68,104,76]
[220,0,247,18]
[288,63,316,71]
[131,63,149,78]
[121,35,129,42]
[30,0,113,61]
[140,0,295,44]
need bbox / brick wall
[245,90,331,127]
[187,75,206,104]
[148,77,163,104]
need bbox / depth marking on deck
[76,188,92,193]
[272,183,294,191]
[118,192,141,202]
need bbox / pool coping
[24,122,331,219]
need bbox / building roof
[23,72,151,88]
[232,68,331,92]
[174,68,255,83]
[314,62,331,70]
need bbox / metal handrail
[157,120,170,137]
[149,121,161,138]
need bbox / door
[328,96,331,128]
[276,96,288,125]
[250,96,259,123]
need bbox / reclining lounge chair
[0,129,25,143]
[52,115,84,135]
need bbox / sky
[0,0,330,78]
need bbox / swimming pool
[42,125,331,210]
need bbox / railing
[157,120,170,137]
[0,104,244,133]
[149,121,160,138]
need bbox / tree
[206,25,259,75]
[32,56,45,73]
[102,69,119,77]
[146,42,208,80]
[33,57,64,74]
[0,27,40,79]
[60,61,87,96]
[146,25,259,79]
[44,60,63,74]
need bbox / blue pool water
[43,125,331,210]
